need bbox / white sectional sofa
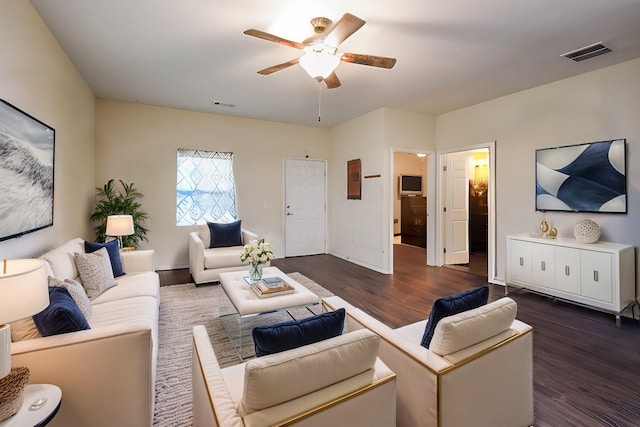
[324,295,534,427]
[10,238,160,427]
[189,224,260,285]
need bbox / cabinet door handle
[519,257,524,266]
[565,265,570,276]
[593,270,599,282]
[541,261,546,271]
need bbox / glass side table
[0,384,62,427]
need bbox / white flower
[240,238,274,265]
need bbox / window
[176,149,237,226]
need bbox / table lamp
[0,259,49,420]
[106,215,134,249]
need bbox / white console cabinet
[506,234,636,325]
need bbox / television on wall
[399,174,423,196]
[0,99,55,242]
[535,139,626,213]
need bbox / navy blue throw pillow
[85,239,124,277]
[420,286,489,349]
[252,308,346,357]
[33,287,90,337]
[208,220,243,248]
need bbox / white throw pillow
[74,247,117,299]
[48,276,93,319]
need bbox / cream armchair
[189,224,259,285]
[192,326,397,427]
[324,295,534,427]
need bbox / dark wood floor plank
[160,244,640,426]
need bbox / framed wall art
[536,139,626,213]
[347,159,361,200]
[0,99,55,241]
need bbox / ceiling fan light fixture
[299,49,340,80]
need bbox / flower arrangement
[240,238,274,266]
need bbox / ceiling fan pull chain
[318,82,322,122]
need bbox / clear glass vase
[249,262,263,281]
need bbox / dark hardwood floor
[159,244,640,426]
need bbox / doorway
[390,150,434,272]
[437,143,496,281]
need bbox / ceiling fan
[244,13,397,89]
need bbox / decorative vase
[574,219,600,243]
[539,219,549,234]
[249,263,263,281]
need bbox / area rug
[153,272,333,426]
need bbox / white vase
[574,219,600,243]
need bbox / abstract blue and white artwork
[0,100,55,241]
[536,139,626,213]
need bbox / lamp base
[0,324,10,378]
[0,366,30,422]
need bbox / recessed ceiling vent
[562,42,611,62]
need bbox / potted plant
[89,179,150,248]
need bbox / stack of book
[251,276,295,298]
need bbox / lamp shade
[106,215,134,237]
[0,259,49,378]
[299,50,340,80]
[0,259,49,325]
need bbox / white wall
[436,58,640,293]
[95,99,330,269]
[329,108,435,273]
[0,0,95,260]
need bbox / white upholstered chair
[188,223,260,285]
[324,295,534,427]
[192,326,397,427]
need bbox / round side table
[0,384,61,427]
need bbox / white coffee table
[219,266,321,359]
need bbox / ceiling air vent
[562,42,611,62]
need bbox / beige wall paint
[329,108,435,273]
[436,58,640,292]
[0,0,95,260]
[95,99,330,269]
[329,109,386,271]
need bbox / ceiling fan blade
[323,13,366,48]
[244,29,305,50]
[257,58,300,75]
[341,53,397,69]
[324,72,341,89]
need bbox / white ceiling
[31,0,640,128]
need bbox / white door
[444,154,470,265]
[285,159,326,257]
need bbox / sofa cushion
[48,276,92,319]
[39,238,84,281]
[208,220,243,248]
[203,246,246,269]
[10,317,42,341]
[88,295,158,331]
[85,240,124,277]
[252,308,346,357]
[239,329,379,415]
[33,287,90,336]
[74,247,118,299]
[429,297,518,356]
[421,286,489,349]
[91,271,160,305]
[196,223,211,248]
